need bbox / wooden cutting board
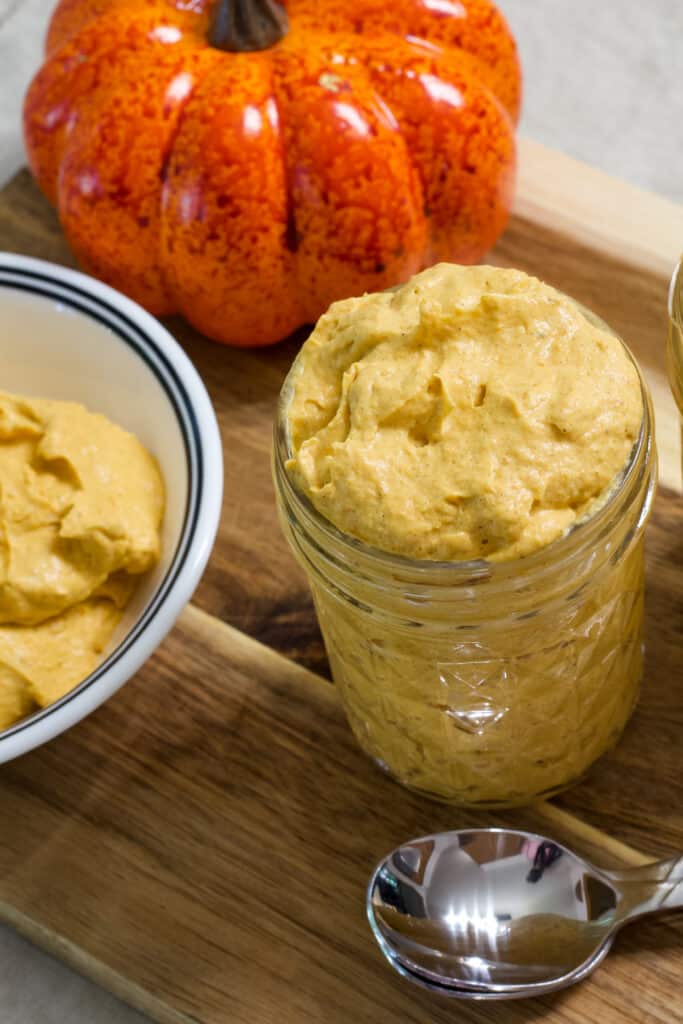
[1,139,682,1024]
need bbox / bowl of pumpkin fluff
[0,254,222,763]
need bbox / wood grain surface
[0,142,682,1022]
[1,606,682,1024]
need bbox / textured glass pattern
[312,542,644,806]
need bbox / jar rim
[274,305,656,591]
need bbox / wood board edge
[0,902,191,1024]
[516,138,683,281]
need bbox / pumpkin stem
[209,0,289,52]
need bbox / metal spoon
[367,828,682,999]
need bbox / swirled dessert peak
[285,263,643,562]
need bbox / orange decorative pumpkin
[24,0,521,346]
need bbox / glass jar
[273,318,657,808]
[668,258,683,472]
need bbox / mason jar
[273,315,657,808]
[668,258,683,472]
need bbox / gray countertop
[0,0,681,1021]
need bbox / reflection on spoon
[367,828,682,999]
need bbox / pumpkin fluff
[279,264,650,806]
[24,0,521,346]
[286,264,643,561]
[0,392,164,730]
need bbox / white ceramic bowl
[0,253,223,763]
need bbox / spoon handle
[608,856,683,921]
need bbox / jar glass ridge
[274,316,657,808]
[668,258,683,474]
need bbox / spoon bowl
[367,828,682,999]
